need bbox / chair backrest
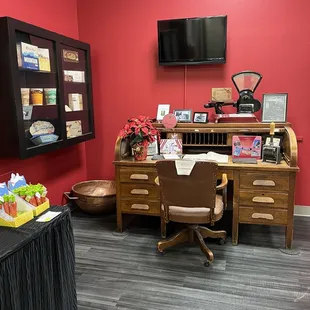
[156,160,218,209]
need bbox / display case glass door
[16,30,62,151]
[60,44,92,140]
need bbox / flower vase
[132,141,148,161]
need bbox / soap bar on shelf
[68,93,83,111]
[64,70,85,83]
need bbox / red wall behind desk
[77,0,310,206]
[0,0,88,204]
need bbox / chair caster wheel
[204,261,210,267]
[219,238,226,245]
[157,247,165,255]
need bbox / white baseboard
[294,205,310,217]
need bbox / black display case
[0,17,95,159]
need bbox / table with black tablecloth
[0,206,77,310]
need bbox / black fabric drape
[0,206,77,310]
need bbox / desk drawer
[121,199,160,216]
[120,168,157,184]
[239,191,288,209]
[240,172,289,192]
[239,206,287,225]
[120,183,160,200]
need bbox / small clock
[162,113,177,129]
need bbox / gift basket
[0,182,33,228]
[8,173,50,217]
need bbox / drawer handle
[130,174,149,180]
[253,180,275,187]
[252,196,275,204]
[252,213,274,220]
[130,189,149,195]
[131,204,150,210]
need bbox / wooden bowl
[68,180,116,214]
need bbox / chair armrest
[216,174,228,190]
[154,176,169,224]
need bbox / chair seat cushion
[164,195,224,224]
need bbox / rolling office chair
[155,160,228,266]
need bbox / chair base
[157,225,226,265]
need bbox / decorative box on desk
[114,123,299,249]
[0,17,95,159]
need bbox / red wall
[78,0,308,206]
[0,0,88,204]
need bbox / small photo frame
[147,136,159,156]
[173,109,192,123]
[156,104,170,121]
[160,139,182,155]
[262,93,288,123]
[193,112,208,123]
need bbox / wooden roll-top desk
[114,123,299,249]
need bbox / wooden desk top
[114,156,299,172]
[114,122,298,171]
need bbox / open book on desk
[182,152,229,164]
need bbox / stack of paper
[163,154,180,160]
[183,152,228,163]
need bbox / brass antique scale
[204,71,263,114]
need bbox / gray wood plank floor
[72,210,310,310]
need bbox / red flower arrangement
[119,115,159,160]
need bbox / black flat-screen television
[157,16,227,66]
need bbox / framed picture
[156,104,170,121]
[262,93,288,123]
[160,139,182,155]
[193,112,208,123]
[147,135,159,156]
[173,109,192,123]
